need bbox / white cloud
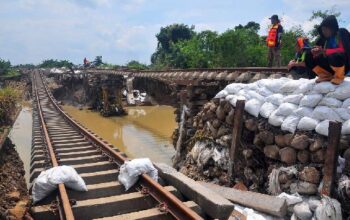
[121,0,145,12]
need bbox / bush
[0,87,19,126]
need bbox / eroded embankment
[0,138,30,219]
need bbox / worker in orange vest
[266,15,284,67]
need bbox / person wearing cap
[266,15,284,67]
[310,15,350,84]
[288,37,316,79]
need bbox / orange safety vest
[266,24,280,47]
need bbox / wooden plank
[200,182,287,218]
[321,121,342,197]
[228,100,245,183]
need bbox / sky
[0,0,350,65]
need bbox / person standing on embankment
[266,14,284,67]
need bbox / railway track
[29,71,206,220]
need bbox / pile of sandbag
[215,78,350,136]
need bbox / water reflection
[63,105,176,165]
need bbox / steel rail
[38,72,203,220]
[80,66,289,73]
[33,72,75,220]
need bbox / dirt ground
[0,139,30,220]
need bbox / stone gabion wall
[178,97,350,197]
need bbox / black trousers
[306,52,346,74]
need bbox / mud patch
[0,138,29,219]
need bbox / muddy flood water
[9,106,32,186]
[63,105,177,165]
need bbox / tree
[151,24,195,68]
[177,30,218,68]
[0,59,11,75]
[156,24,195,51]
[309,8,341,38]
[94,56,103,66]
[235,21,260,33]
[126,60,148,70]
[39,59,73,68]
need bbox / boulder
[275,135,286,147]
[245,119,258,132]
[293,202,313,220]
[279,147,296,165]
[309,137,323,152]
[259,131,274,145]
[299,167,320,184]
[291,135,310,150]
[297,150,310,163]
[290,181,318,195]
[216,106,226,121]
[225,109,234,125]
[311,149,325,163]
[212,119,221,129]
[284,134,294,146]
[264,145,280,160]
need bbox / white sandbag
[260,102,277,118]
[294,107,313,117]
[315,120,330,136]
[312,82,336,94]
[215,90,228,99]
[224,83,244,94]
[293,80,315,94]
[342,98,350,108]
[280,80,303,93]
[32,166,87,203]
[342,119,350,135]
[297,117,319,131]
[281,115,301,133]
[326,81,350,100]
[269,110,285,127]
[300,94,323,107]
[245,99,263,117]
[237,89,252,100]
[247,90,265,102]
[337,157,345,174]
[245,82,259,91]
[314,196,342,220]
[307,197,321,211]
[293,202,312,220]
[257,87,273,97]
[282,94,303,105]
[275,103,298,116]
[266,94,284,106]
[229,95,246,107]
[189,141,206,161]
[277,192,303,206]
[118,158,158,191]
[225,94,235,102]
[318,97,342,108]
[334,108,350,121]
[265,77,290,92]
[312,106,342,122]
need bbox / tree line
[149,9,341,69]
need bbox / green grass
[0,69,21,78]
